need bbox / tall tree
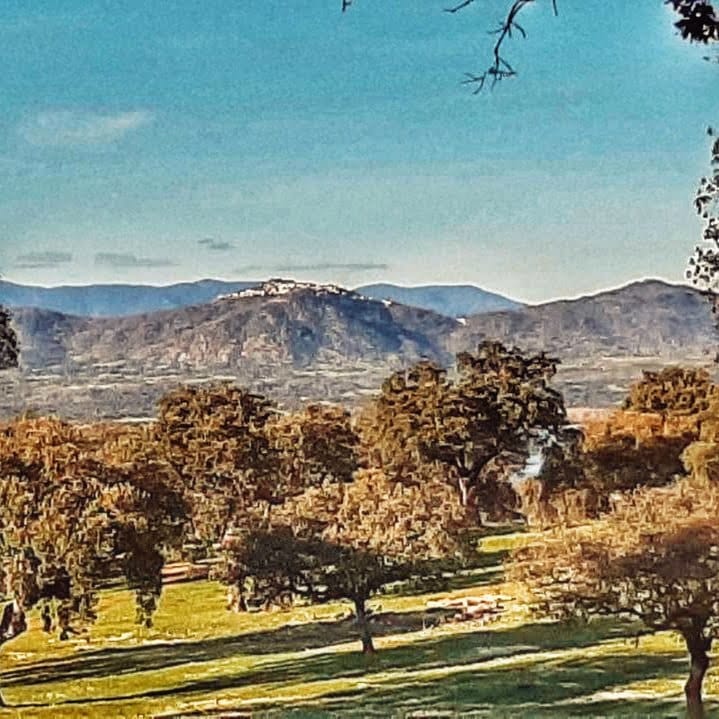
[360,342,567,520]
[154,383,280,546]
[224,468,475,653]
[508,476,719,718]
[689,131,719,307]
[0,417,186,706]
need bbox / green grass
[0,533,709,719]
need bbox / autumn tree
[154,383,280,546]
[360,341,567,521]
[223,469,475,653]
[268,403,360,492]
[508,477,719,718]
[624,366,718,416]
[0,417,186,706]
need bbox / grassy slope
[0,534,710,719]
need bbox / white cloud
[19,110,154,147]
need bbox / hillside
[10,280,455,372]
[454,279,716,361]
[2,277,716,419]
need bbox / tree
[223,468,475,653]
[521,409,701,525]
[360,341,567,521]
[689,131,719,306]
[0,308,18,371]
[343,1,718,91]
[268,403,361,492]
[153,383,280,546]
[0,417,186,706]
[508,476,719,718]
[624,366,718,416]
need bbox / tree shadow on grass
[0,608,452,689]
[2,616,651,711]
[162,646,692,718]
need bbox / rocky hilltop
[11,279,456,372]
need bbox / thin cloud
[272,262,390,272]
[230,262,389,274]
[94,252,176,269]
[14,251,73,269]
[20,110,154,147]
[198,238,234,252]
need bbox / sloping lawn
[0,535,708,718]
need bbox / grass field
[0,534,711,719]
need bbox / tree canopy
[0,417,186,704]
[223,468,476,653]
[360,341,567,520]
[508,476,719,717]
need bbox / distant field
[0,533,709,718]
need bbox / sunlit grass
[0,532,710,718]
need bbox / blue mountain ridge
[0,279,521,319]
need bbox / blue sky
[0,0,717,302]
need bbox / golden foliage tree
[0,417,186,706]
[224,469,475,653]
[360,341,567,520]
[154,383,280,545]
[508,477,719,718]
[624,367,718,416]
[268,403,360,492]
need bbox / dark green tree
[0,308,18,371]
[360,341,567,520]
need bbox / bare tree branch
[342,1,717,93]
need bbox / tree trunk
[682,629,712,719]
[354,597,375,655]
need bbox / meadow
[0,533,708,719]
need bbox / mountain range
[0,278,521,319]
[0,277,715,420]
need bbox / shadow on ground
[0,611,679,717]
[161,642,693,718]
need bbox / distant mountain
[357,283,521,317]
[0,278,521,319]
[452,279,716,361]
[10,279,456,372]
[0,279,258,317]
[3,277,716,419]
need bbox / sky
[0,0,717,302]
